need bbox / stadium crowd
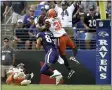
[1,1,111,49]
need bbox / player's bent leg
[40,63,53,76]
[6,74,14,84]
[61,55,71,71]
[41,63,63,85]
[67,36,77,56]
[58,35,71,71]
[71,47,77,57]
[41,48,59,76]
[15,77,25,85]
[67,36,80,63]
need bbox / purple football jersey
[36,31,56,52]
[36,31,59,64]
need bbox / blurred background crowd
[1,1,111,50]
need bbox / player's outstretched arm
[36,24,46,32]
[36,38,42,49]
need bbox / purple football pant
[40,48,59,76]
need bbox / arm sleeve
[23,15,28,25]
[36,32,41,39]
[29,25,36,33]
[54,4,59,13]
[69,4,75,13]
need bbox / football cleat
[30,73,34,79]
[67,69,75,79]
[25,73,34,80]
[50,70,61,79]
[69,56,80,64]
[56,74,63,85]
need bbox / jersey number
[88,20,96,27]
[53,21,62,31]
[45,35,52,43]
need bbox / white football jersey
[46,17,66,37]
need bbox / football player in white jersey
[44,9,80,79]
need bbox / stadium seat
[35,4,45,17]
[74,29,86,49]
[17,42,25,49]
[77,31,85,40]
[91,34,96,40]
[74,29,85,40]
[35,10,41,17]
[36,5,45,11]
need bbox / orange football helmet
[47,9,57,18]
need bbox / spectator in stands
[96,1,100,13]
[13,19,30,49]
[1,38,16,83]
[84,6,100,49]
[47,1,55,9]
[106,1,111,19]
[35,7,47,29]
[34,6,48,49]
[8,1,27,31]
[23,5,36,28]
[81,1,97,13]
[28,16,38,49]
[55,1,77,38]
[72,3,85,27]
[1,1,9,22]
[54,1,61,7]
[75,13,89,42]
[75,13,89,30]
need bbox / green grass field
[2,84,111,90]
